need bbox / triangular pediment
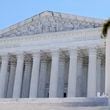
[0,11,104,38]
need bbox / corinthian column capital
[68,47,77,55]
[0,53,9,60]
[50,49,60,56]
[88,47,97,56]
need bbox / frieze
[0,28,104,50]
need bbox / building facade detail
[0,11,106,98]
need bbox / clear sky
[0,0,109,29]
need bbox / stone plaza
[0,11,109,109]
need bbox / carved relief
[0,11,103,38]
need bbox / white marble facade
[0,11,106,98]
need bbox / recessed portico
[0,43,105,98]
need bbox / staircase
[0,97,109,110]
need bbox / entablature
[0,27,105,54]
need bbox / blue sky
[0,0,109,29]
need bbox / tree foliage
[102,19,110,38]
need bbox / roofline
[0,10,105,35]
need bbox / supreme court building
[0,11,107,99]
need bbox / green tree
[102,19,110,38]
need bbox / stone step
[0,97,109,110]
[0,103,109,110]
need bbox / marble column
[57,58,65,97]
[87,48,97,97]
[29,52,40,98]
[22,57,32,98]
[76,57,83,97]
[38,59,48,97]
[67,48,78,97]
[0,54,9,98]
[105,28,110,96]
[13,53,24,98]
[96,56,101,95]
[49,50,59,97]
[7,60,16,98]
